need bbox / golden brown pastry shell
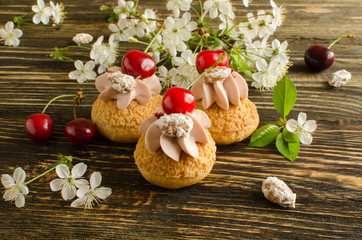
[91,95,162,143]
[195,98,259,145]
[134,130,216,189]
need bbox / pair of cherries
[122,49,230,115]
[162,49,230,114]
[25,91,95,145]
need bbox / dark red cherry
[122,49,156,79]
[25,113,54,142]
[162,87,196,114]
[64,118,95,145]
[304,45,335,72]
[196,50,229,74]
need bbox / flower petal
[74,60,84,70]
[13,167,26,184]
[56,164,70,179]
[15,194,25,208]
[1,174,14,188]
[76,186,90,198]
[5,21,14,32]
[90,172,102,189]
[286,119,298,133]
[303,120,317,133]
[160,134,181,161]
[298,131,313,145]
[3,190,13,201]
[71,162,87,178]
[84,60,95,70]
[95,187,112,200]
[19,184,29,195]
[69,70,81,80]
[61,184,76,200]
[298,112,307,125]
[74,179,89,188]
[50,178,64,191]
[71,196,86,207]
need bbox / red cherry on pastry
[162,87,196,114]
[65,118,95,145]
[25,113,54,142]
[122,49,156,79]
[196,50,229,74]
[304,45,335,72]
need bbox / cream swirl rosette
[95,66,161,109]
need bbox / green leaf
[275,133,300,161]
[249,124,281,147]
[273,76,297,117]
[282,127,299,142]
[230,53,254,79]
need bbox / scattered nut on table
[262,177,296,208]
[329,69,351,87]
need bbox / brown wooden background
[0,0,361,239]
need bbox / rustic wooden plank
[0,0,361,239]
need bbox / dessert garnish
[95,66,161,109]
[329,69,351,87]
[155,114,193,138]
[139,88,210,161]
[191,66,248,110]
[262,177,296,208]
[122,49,156,79]
[25,89,95,144]
[304,33,356,72]
[162,87,196,114]
[195,50,229,74]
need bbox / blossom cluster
[0,0,65,47]
[51,0,290,90]
[1,155,112,209]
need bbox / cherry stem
[186,53,226,89]
[24,154,73,185]
[41,94,77,114]
[73,98,77,120]
[328,33,356,49]
[144,26,163,53]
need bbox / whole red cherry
[162,87,196,114]
[122,49,156,79]
[64,118,95,145]
[304,45,335,72]
[196,50,229,74]
[25,113,54,142]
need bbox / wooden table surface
[0,0,361,239]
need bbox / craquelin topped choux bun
[134,87,216,189]
[91,51,162,143]
[191,58,259,145]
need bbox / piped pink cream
[191,66,248,110]
[95,66,161,109]
[139,110,211,161]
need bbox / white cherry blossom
[90,35,118,73]
[238,13,259,41]
[286,112,317,145]
[50,163,89,200]
[203,0,235,19]
[270,0,286,27]
[109,18,130,41]
[126,19,147,38]
[158,66,179,85]
[1,167,29,208]
[256,10,277,38]
[142,9,157,33]
[32,0,52,25]
[69,60,97,83]
[50,1,65,25]
[251,58,279,90]
[166,0,192,17]
[114,0,135,19]
[71,172,112,209]
[0,21,23,47]
[243,0,251,7]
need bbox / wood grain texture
[0,0,361,239]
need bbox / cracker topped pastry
[134,87,216,189]
[191,51,259,145]
[91,50,162,143]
